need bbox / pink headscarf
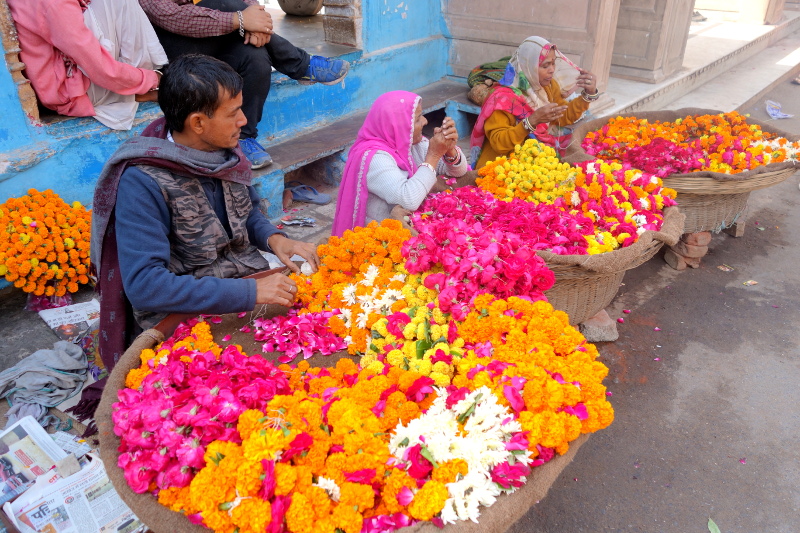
[332,90,421,237]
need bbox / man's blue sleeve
[115,167,258,315]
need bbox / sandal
[285,181,332,205]
[792,76,800,86]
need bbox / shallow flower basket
[537,206,684,325]
[96,271,590,533]
[564,108,799,234]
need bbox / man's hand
[244,31,270,47]
[268,234,320,274]
[240,5,273,35]
[255,274,296,307]
[135,90,159,103]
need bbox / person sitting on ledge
[7,0,167,130]
[331,90,468,237]
[138,0,350,169]
[470,36,599,168]
[91,54,319,371]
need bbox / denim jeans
[153,0,310,138]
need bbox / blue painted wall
[0,0,450,288]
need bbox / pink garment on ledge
[7,0,159,118]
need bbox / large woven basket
[538,206,684,324]
[96,300,589,533]
[564,108,799,233]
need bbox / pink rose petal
[623,309,631,314]
[617,318,625,324]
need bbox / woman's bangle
[443,148,461,165]
[522,116,535,132]
[237,11,245,37]
[581,88,600,102]
[419,162,436,174]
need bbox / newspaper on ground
[49,433,92,461]
[3,454,145,533]
[0,416,67,505]
[37,300,100,344]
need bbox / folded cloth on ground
[0,341,88,429]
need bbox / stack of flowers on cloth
[104,220,615,533]
[474,139,678,255]
[0,188,92,300]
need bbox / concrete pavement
[512,82,800,533]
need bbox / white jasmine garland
[389,387,531,525]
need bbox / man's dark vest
[133,165,270,328]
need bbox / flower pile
[581,111,792,174]
[116,291,614,532]
[0,189,91,296]
[252,310,348,364]
[471,139,675,254]
[561,160,677,254]
[476,140,579,203]
[116,319,290,494]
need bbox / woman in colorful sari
[332,90,467,237]
[470,36,600,168]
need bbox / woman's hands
[426,117,459,167]
[575,68,598,95]
[530,102,568,126]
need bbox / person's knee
[223,43,272,80]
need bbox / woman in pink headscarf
[332,91,467,237]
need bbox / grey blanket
[0,341,88,429]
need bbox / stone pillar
[322,0,361,48]
[610,0,695,83]
[443,0,622,114]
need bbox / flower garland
[0,189,91,296]
[291,220,411,354]
[581,111,787,174]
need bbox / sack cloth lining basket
[539,206,684,325]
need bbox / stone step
[251,78,476,219]
[605,9,800,115]
[666,27,800,112]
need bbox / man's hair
[159,54,244,133]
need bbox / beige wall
[610,0,695,83]
[444,0,621,109]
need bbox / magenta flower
[267,495,291,533]
[491,461,530,489]
[259,459,276,500]
[405,444,433,480]
[386,312,412,338]
[503,385,525,413]
[344,469,376,485]
[505,431,530,451]
[397,486,414,506]
[282,432,313,461]
[405,377,435,403]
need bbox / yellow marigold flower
[408,480,448,521]
[429,371,450,387]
